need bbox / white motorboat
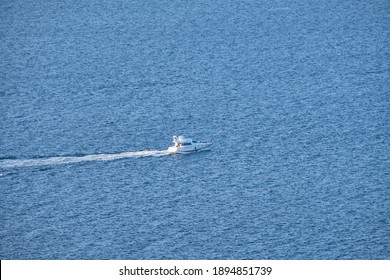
[167,135,212,154]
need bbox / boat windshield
[181,142,192,146]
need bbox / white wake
[0,150,170,169]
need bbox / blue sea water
[0,0,389,259]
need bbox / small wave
[0,150,170,169]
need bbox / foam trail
[0,150,170,169]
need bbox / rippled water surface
[1,0,389,259]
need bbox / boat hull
[168,142,212,154]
